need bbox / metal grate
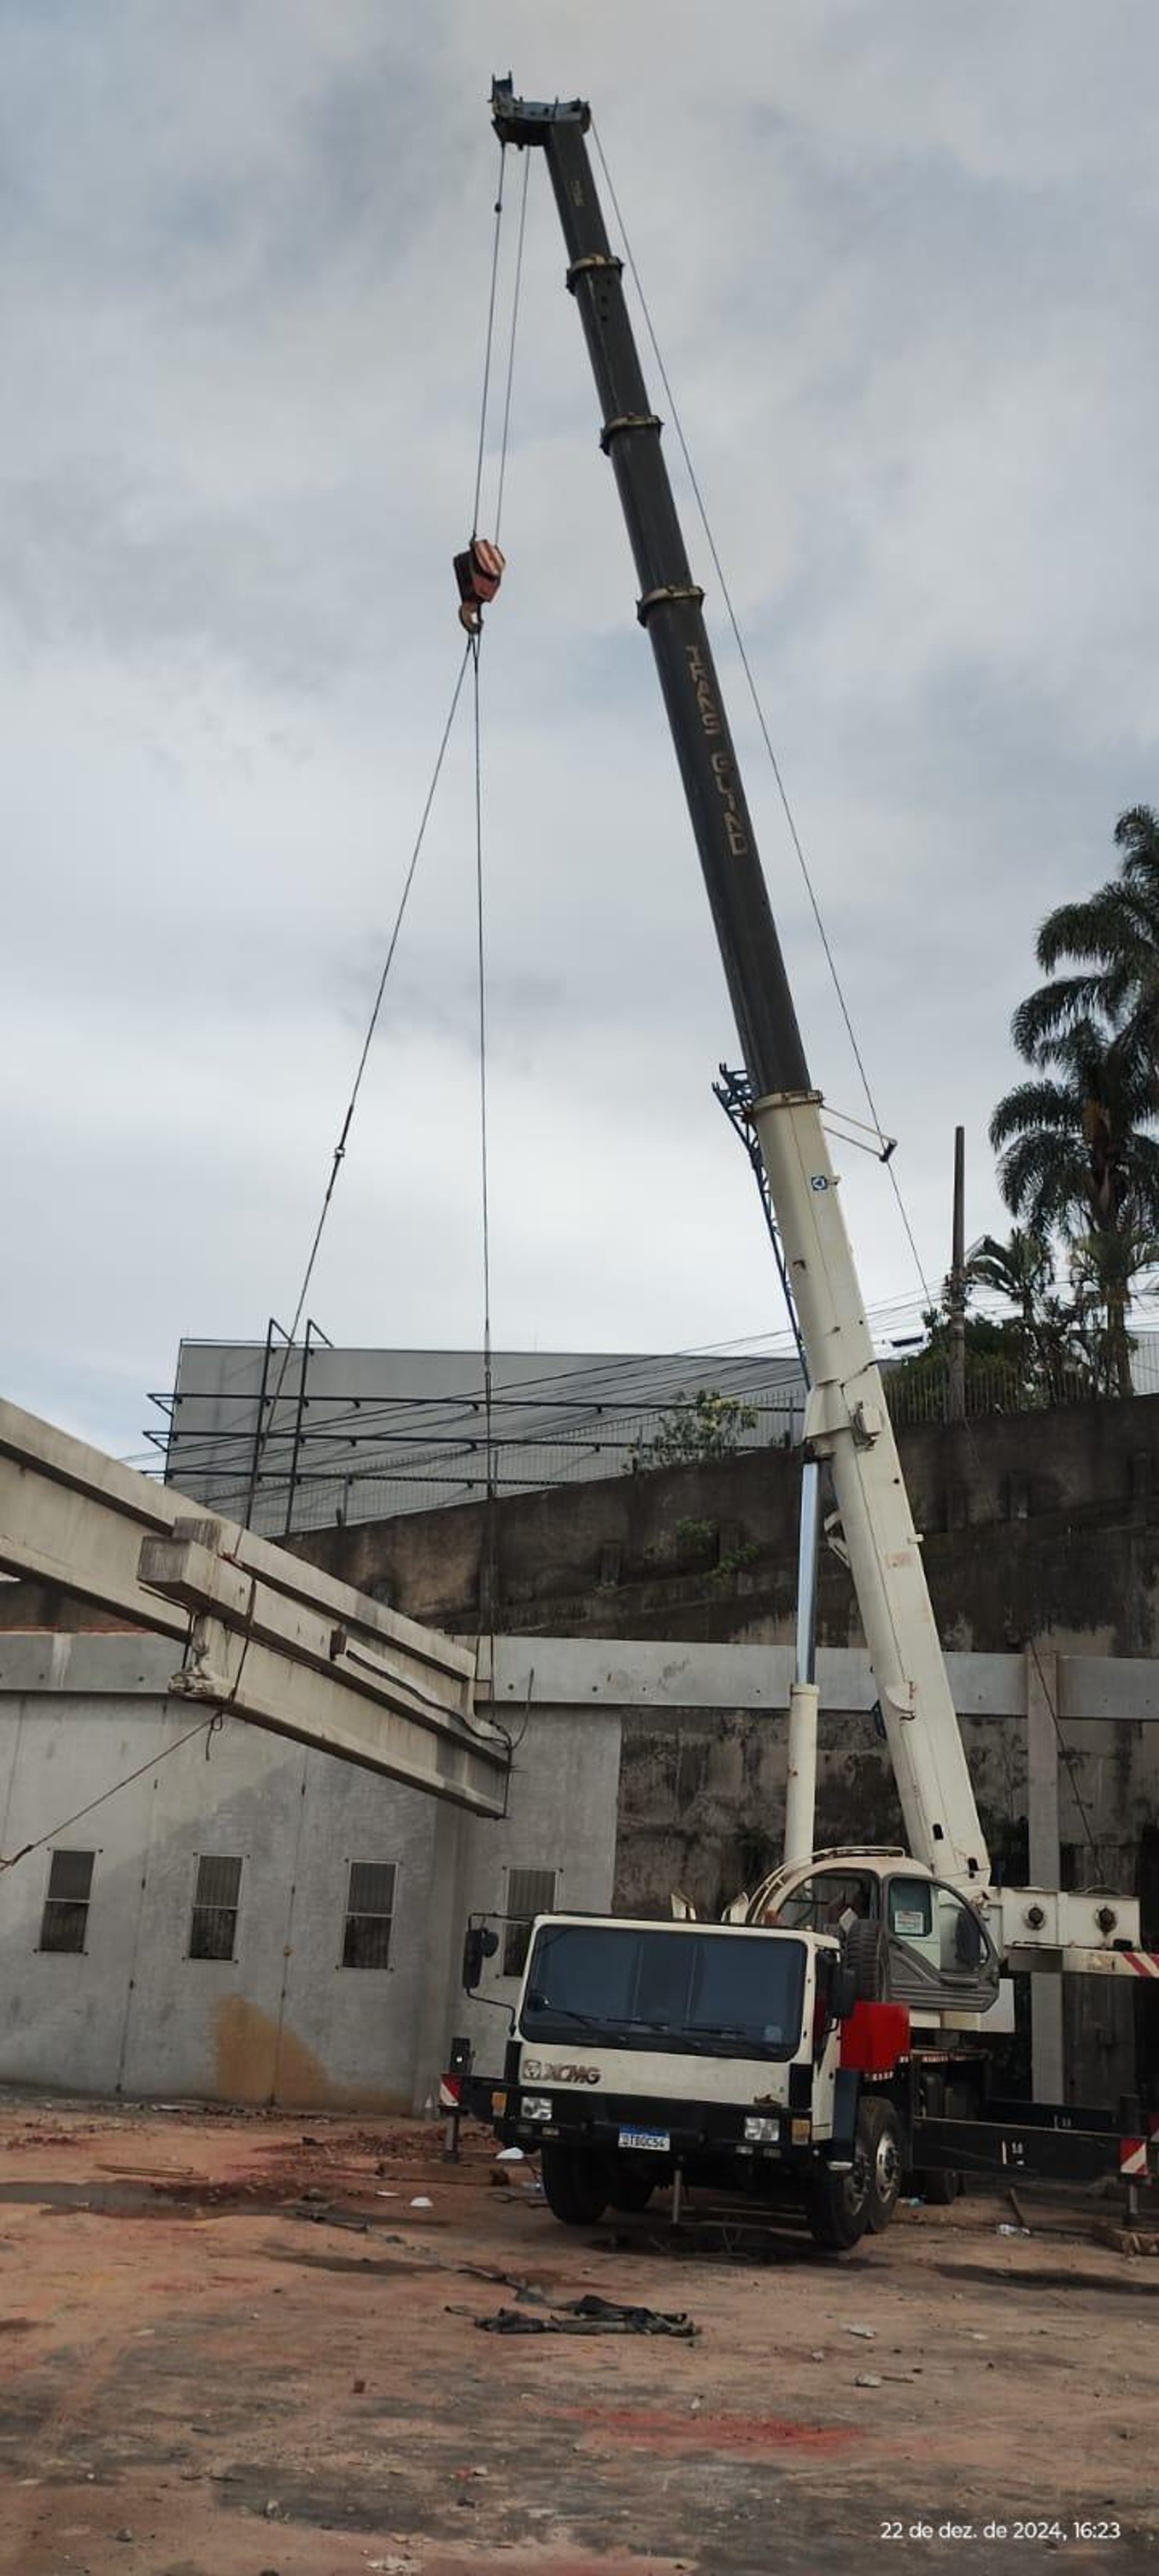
[503,1867,558,1978]
[189,1854,243,1962]
[342,1860,397,1970]
[39,1848,95,1955]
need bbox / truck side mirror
[830,1962,858,2021]
[462,1921,499,1994]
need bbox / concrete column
[1026,1644,1064,2103]
[412,1799,469,2113]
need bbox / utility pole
[947,1125,966,1424]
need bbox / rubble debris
[472,2292,698,2339]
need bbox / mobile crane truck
[451,78,1159,2251]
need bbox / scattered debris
[844,2324,876,2339]
[854,2373,882,2388]
[496,2145,525,2162]
[997,2223,1032,2237]
[472,2293,698,2339]
[411,2195,433,2209]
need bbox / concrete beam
[0,1399,506,1816]
[487,1636,1027,1717]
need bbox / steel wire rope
[590,121,931,1310]
[254,134,516,1509]
[471,143,508,537]
[0,1714,222,1873]
[464,127,531,1766]
[252,641,474,1491]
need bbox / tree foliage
[629,1388,759,1470]
[990,807,1159,1399]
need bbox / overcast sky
[3,0,1157,1459]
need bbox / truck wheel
[609,2161,655,2214]
[805,2148,871,2252]
[845,1917,890,2001]
[860,2099,902,2233]
[540,2144,610,2226]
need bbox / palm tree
[965,1229,1053,1344]
[1012,806,1159,1073]
[989,1021,1159,1397]
[1067,1225,1159,1397]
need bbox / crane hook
[454,536,506,634]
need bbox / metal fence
[162,1393,808,1537]
[884,1345,1159,1430]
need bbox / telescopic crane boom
[490,76,989,1895]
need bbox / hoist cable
[590,121,931,1310]
[471,142,507,537]
[256,645,473,1472]
[471,635,499,1699]
[494,146,531,548]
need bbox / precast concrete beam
[0,1398,506,1815]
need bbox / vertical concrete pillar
[412,1799,468,2113]
[1026,1644,1064,2103]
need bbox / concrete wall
[0,1635,621,2112]
[284,1389,1159,1662]
[3,1630,1158,2112]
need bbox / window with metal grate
[503,1867,558,1978]
[39,1848,95,1954]
[342,1860,397,1970]
[189,1854,243,1962]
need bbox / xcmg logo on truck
[522,2060,601,2084]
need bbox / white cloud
[1,1,1157,1452]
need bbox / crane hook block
[454,537,506,633]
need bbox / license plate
[619,2126,670,2153]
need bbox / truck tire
[609,2162,655,2214]
[805,2149,871,2252]
[860,2098,902,2233]
[845,1917,890,2001]
[540,2144,610,2226]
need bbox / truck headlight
[743,2116,779,2144]
[520,2094,552,2121]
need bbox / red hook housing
[454,536,506,633]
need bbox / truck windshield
[522,1924,806,2059]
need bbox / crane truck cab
[739,1848,1002,2022]
[465,1909,910,2252]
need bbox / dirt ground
[0,2100,1157,2576]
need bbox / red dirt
[1,2101,1157,2575]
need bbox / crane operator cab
[753,1853,1000,2020]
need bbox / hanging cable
[471,142,507,537]
[257,644,473,1475]
[494,147,531,548]
[590,121,931,1309]
[0,1714,222,1874]
[471,633,499,1703]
